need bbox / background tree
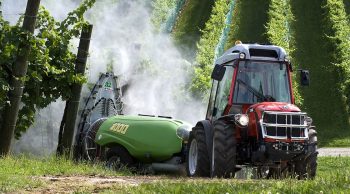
[0,0,95,154]
[0,0,41,155]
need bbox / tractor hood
[249,102,301,114]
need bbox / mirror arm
[289,62,293,72]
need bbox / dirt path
[22,175,162,193]
[318,148,350,156]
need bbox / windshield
[233,61,291,104]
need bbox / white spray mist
[4,0,206,156]
[85,0,206,123]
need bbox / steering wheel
[264,95,276,102]
[237,79,265,101]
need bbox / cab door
[206,65,235,120]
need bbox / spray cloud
[3,0,206,156]
[85,0,205,122]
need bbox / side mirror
[211,65,226,81]
[300,70,310,86]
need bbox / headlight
[234,114,249,128]
[176,124,192,141]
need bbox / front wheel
[186,125,210,177]
[211,120,237,178]
[294,126,318,179]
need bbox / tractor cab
[209,59,294,119]
[207,44,294,120]
[207,43,308,120]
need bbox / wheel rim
[83,133,97,161]
[188,139,198,175]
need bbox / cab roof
[215,43,288,65]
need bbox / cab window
[213,66,235,118]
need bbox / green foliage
[151,0,178,30]
[290,0,350,146]
[265,0,303,106]
[172,0,215,58]
[191,0,231,97]
[191,65,212,98]
[0,20,18,108]
[0,0,95,138]
[166,0,186,33]
[266,0,293,60]
[215,0,236,58]
[319,0,350,146]
[226,0,270,47]
[322,0,350,110]
[344,0,350,15]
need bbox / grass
[323,137,350,147]
[0,155,130,192]
[1,156,349,193]
[105,157,350,193]
[0,155,129,176]
[104,157,350,193]
[290,0,350,147]
[0,175,43,193]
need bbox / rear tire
[106,146,135,171]
[211,120,237,178]
[294,126,318,179]
[186,125,210,177]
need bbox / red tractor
[186,42,318,179]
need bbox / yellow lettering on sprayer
[109,123,129,134]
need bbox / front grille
[261,111,308,140]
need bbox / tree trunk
[0,0,41,156]
[57,24,93,157]
[56,101,68,155]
